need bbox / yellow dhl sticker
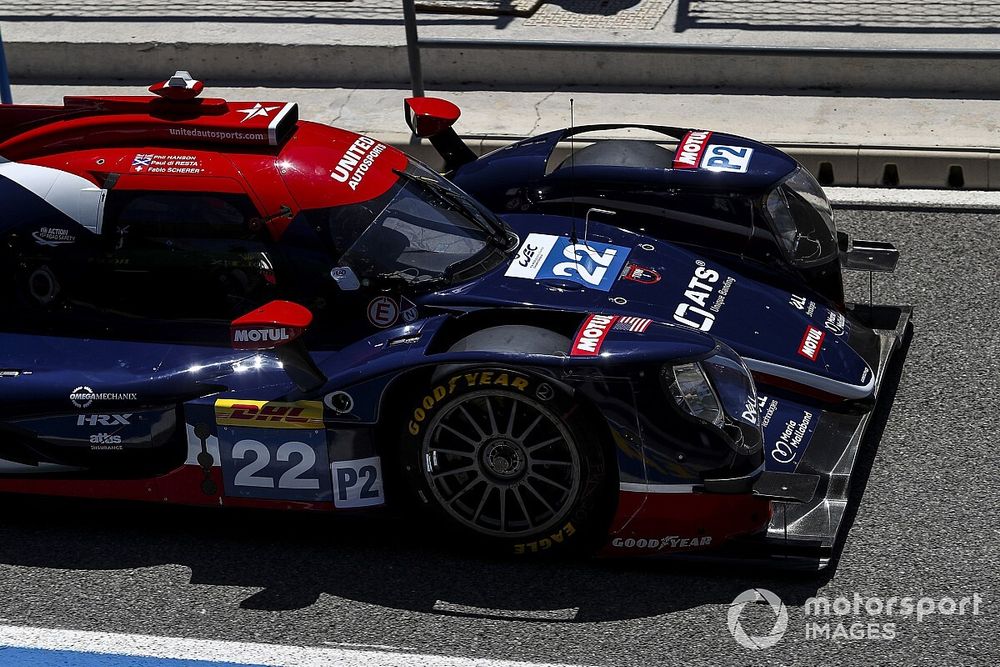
[215,399,324,429]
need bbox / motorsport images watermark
[727,588,984,649]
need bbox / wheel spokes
[512,486,535,529]
[422,389,581,538]
[431,464,477,479]
[439,422,479,447]
[458,405,487,439]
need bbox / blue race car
[405,97,901,305]
[0,75,910,568]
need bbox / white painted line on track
[433,600,580,621]
[827,187,1000,209]
[0,624,590,667]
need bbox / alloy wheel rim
[421,390,581,538]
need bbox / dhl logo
[215,399,324,429]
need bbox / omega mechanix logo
[70,386,138,410]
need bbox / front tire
[399,368,611,556]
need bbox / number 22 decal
[701,145,754,173]
[553,243,618,287]
[231,439,320,490]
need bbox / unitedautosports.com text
[803,593,983,640]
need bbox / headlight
[664,362,724,428]
[662,348,763,456]
[764,166,838,268]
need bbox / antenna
[569,98,578,245]
[584,208,616,246]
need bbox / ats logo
[215,399,324,429]
[798,326,826,361]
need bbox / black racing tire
[398,368,612,556]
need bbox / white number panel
[218,426,332,502]
[700,145,754,173]
[331,456,385,509]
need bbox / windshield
[319,163,512,287]
[763,167,838,268]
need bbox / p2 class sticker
[367,296,399,328]
[331,456,385,508]
[620,263,661,284]
[700,145,754,173]
[505,233,630,292]
[571,314,620,357]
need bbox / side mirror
[230,301,326,392]
[404,97,462,138]
[230,300,311,350]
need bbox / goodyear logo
[215,399,324,429]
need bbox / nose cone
[607,247,875,400]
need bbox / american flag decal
[614,316,652,333]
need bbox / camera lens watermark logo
[728,588,788,650]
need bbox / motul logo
[798,326,826,361]
[672,130,712,169]
[572,314,619,357]
[233,327,289,344]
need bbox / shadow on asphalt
[0,492,829,622]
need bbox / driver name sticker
[367,296,399,328]
[505,233,630,292]
[700,145,754,173]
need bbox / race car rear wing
[404,97,476,172]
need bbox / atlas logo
[674,263,720,332]
[571,314,619,356]
[232,327,289,345]
[77,414,132,427]
[89,433,122,445]
[798,326,825,361]
[672,130,712,169]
